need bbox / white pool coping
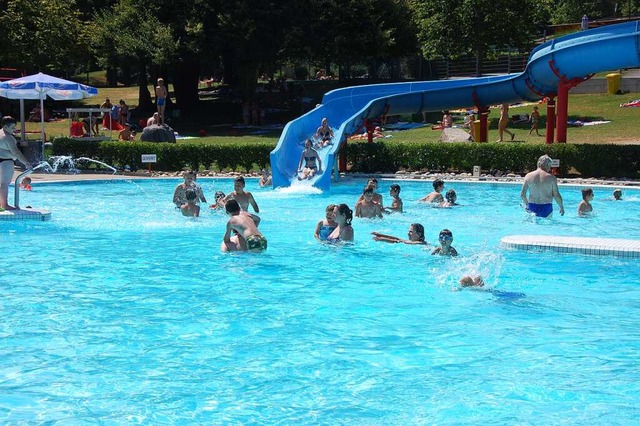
[0,208,51,221]
[501,235,640,258]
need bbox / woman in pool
[372,223,427,245]
[326,204,354,243]
[297,139,322,180]
[315,203,337,241]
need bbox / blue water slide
[270,20,640,190]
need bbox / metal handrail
[13,168,33,209]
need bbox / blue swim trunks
[528,202,553,218]
[157,98,165,106]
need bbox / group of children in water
[171,169,626,287]
[313,177,460,257]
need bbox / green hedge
[346,141,640,178]
[51,137,274,172]
[51,137,640,178]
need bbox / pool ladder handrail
[13,168,33,209]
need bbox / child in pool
[315,204,337,241]
[372,223,427,245]
[431,229,458,256]
[355,186,383,218]
[613,189,622,200]
[440,189,458,207]
[384,184,403,213]
[578,187,594,216]
[20,177,32,191]
[180,189,200,217]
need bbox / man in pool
[0,116,32,210]
[520,154,564,218]
[221,199,267,253]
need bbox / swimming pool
[2,178,640,424]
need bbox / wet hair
[367,178,378,185]
[613,189,622,199]
[234,176,245,185]
[185,189,197,201]
[336,203,353,226]
[537,155,552,169]
[325,203,336,213]
[433,179,444,190]
[390,184,401,194]
[411,223,425,242]
[581,188,593,199]
[1,116,17,127]
[215,191,226,201]
[445,189,457,203]
[439,229,453,239]
[225,199,241,214]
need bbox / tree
[551,0,616,24]
[410,0,548,75]
[91,0,176,111]
[0,0,84,74]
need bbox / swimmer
[221,199,267,253]
[440,189,458,207]
[20,176,32,191]
[431,229,458,256]
[613,189,622,200]
[419,179,445,204]
[315,203,337,241]
[326,204,354,243]
[259,169,272,187]
[355,185,383,218]
[384,184,403,213]
[520,154,564,217]
[209,191,226,210]
[355,178,384,208]
[180,189,200,217]
[578,187,594,217]
[222,176,259,213]
[459,275,485,288]
[372,223,427,245]
[173,170,206,208]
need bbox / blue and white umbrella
[0,72,98,142]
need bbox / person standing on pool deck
[221,199,267,253]
[520,154,564,218]
[0,116,31,210]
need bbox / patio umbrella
[0,72,98,143]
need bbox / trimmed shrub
[51,137,640,178]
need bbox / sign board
[473,165,481,177]
[141,154,157,163]
[550,159,560,167]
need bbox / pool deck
[12,169,640,188]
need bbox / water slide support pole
[478,106,489,142]
[555,81,570,143]
[545,97,556,144]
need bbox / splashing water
[47,156,117,174]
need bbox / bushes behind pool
[50,137,640,178]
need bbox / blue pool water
[2,177,640,424]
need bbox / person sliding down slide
[297,139,322,180]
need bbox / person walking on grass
[497,103,515,142]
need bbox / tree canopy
[1,0,633,109]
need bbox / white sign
[141,154,157,163]
[473,165,481,177]
[550,159,560,167]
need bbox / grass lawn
[15,83,640,145]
